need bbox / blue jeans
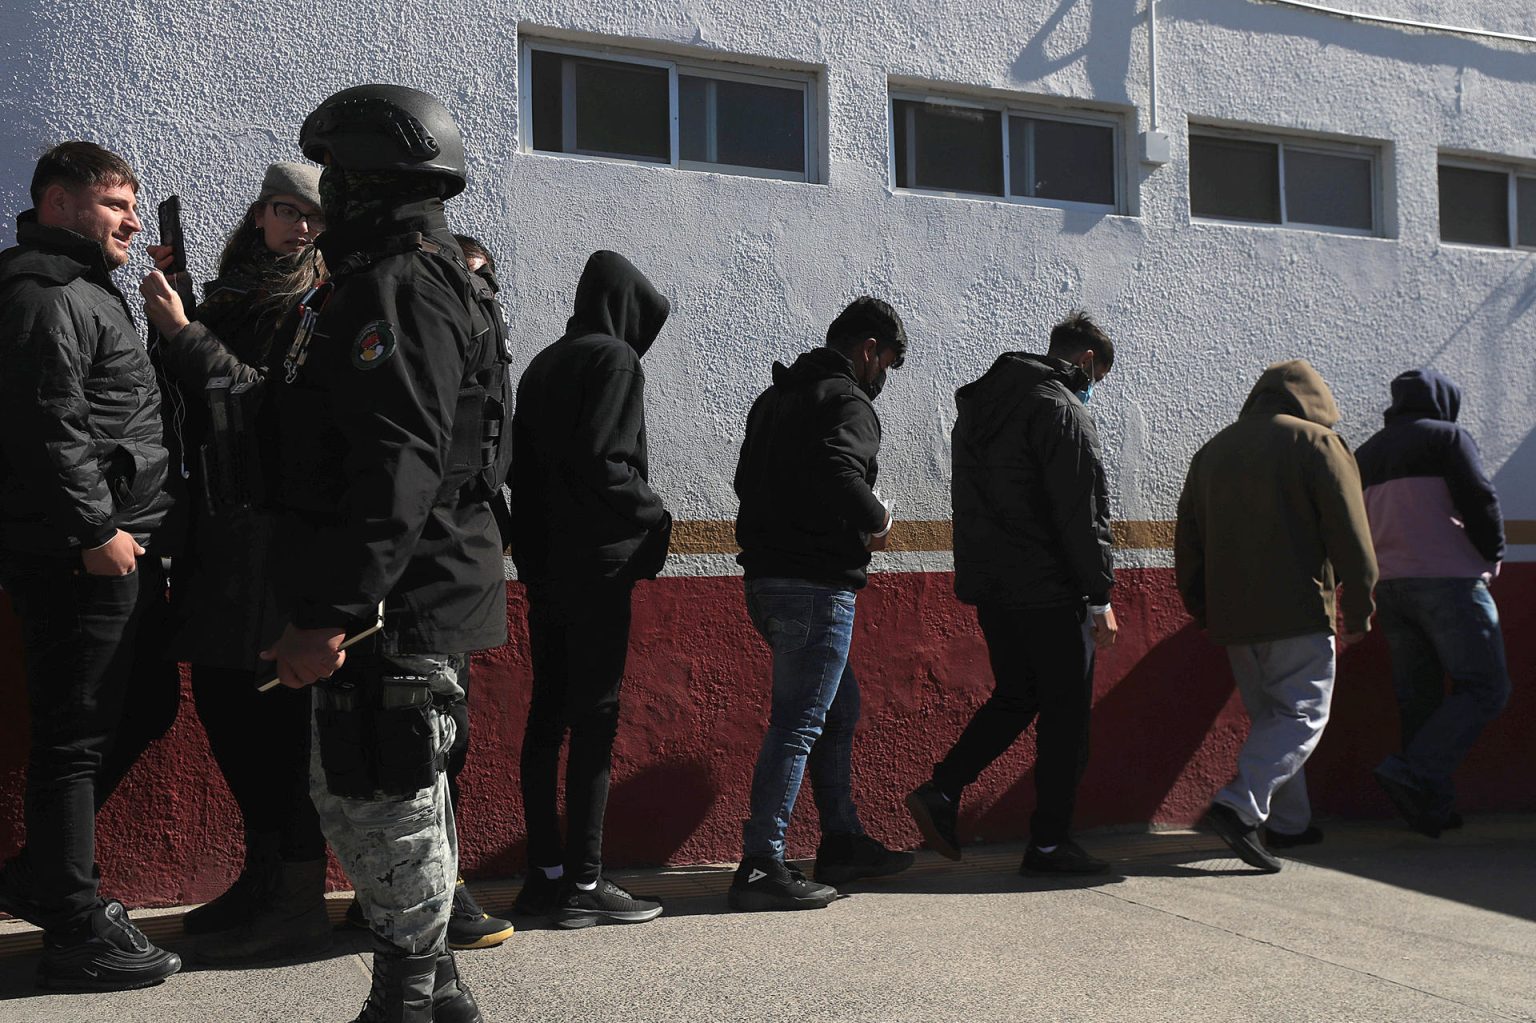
[741,578,864,861]
[1374,577,1510,817]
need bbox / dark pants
[0,551,176,931]
[96,557,180,811]
[192,664,325,861]
[933,603,1095,847]
[445,658,471,813]
[520,579,633,885]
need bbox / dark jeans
[192,664,325,861]
[0,551,174,930]
[1375,577,1510,817]
[96,556,180,810]
[933,603,1095,847]
[520,579,634,885]
[741,578,863,861]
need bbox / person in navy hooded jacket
[1354,369,1508,837]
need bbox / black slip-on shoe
[814,833,915,885]
[553,878,662,930]
[728,857,837,912]
[1262,825,1324,849]
[38,900,182,992]
[905,782,962,861]
[447,879,515,950]
[1204,803,1281,873]
[1021,839,1110,876]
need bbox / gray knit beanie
[258,161,322,206]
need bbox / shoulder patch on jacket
[351,321,397,370]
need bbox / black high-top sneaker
[728,856,837,912]
[813,833,915,885]
[353,943,439,1023]
[38,900,182,991]
[432,949,484,1023]
[446,878,514,950]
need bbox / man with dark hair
[0,141,182,990]
[1355,369,1508,837]
[729,295,915,913]
[906,310,1119,875]
[1175,360,1376,873]
[507,249,673,930]
[263,86,505,1021]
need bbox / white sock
[540,865,564,880]
[1036,844,1058,854]
[575,880,598,891]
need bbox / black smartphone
[157,196,187,274]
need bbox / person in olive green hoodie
[1175,359,1377,872]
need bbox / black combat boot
[353,942,439,1023]
[432,949,483,1023]
[184,830,281,935]
[197,858,331,964]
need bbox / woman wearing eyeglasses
[140,162,330,965]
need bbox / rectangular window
[1189,128,1380,235]
[525,41,815,182]
[1437,160,1536,250]
[891,92,1121,211]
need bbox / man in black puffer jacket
[0,141,181,991]
[508,250,673,930]
[907,311,1120,877]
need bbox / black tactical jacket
[734,347,888,589]
[951,352,1114,608]
[266,202,508,655]
[0,212,171,553]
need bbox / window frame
[887,89,1125,214]
[1188,124,1384,238]
[1437,154,1536,251]
[520,38,819,184]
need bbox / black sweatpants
[932,603,1096,847]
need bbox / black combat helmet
[299,84,466,198]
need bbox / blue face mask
[1076,382,1094,404]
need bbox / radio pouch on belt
[315,657,440,799]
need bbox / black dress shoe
[1204,803,1281,873]
[905,782,961,861]
[1020,839,1109,875]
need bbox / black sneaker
[511,871,561,917]
[38,900,182,991]
[553,879,662,930]
[905,782,962,861]
[1262,825,1324,849]
[343,897,368,930]
[813,833,915,885]
[728,857,837,912]
[447,878,515,950]
[1204,803,1282,873]
[1020,839,1110,875]
[1373,766,1442,838]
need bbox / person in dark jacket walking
[728,296,915,914]
[261,85,503,1022]
[1355,369,1508,837]
[906,311,1119,876]
[507,250,672,929]
[0,141,182,990]
[140,160,333,964]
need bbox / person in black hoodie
[0,141,181,990]
[728,296,914,914]
[906,311,1119,876]
[508,250,673,929]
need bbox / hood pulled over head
[1384,368,1460,424]
[565,250,670,356]
[1240,359,1341,428]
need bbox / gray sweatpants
[1213,632,1335,834]
[310,653,463,954]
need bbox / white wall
[5,0,1533,557]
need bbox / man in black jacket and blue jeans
[0,142,181,990]
[729,297,915,912]
[907,312,1120,876]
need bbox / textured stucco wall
[1,0,1534,906]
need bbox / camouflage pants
[309,653,464,955]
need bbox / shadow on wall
[1012,0,1137,105]
[1491,426,1536,521]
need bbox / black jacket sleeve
[289,269,467,629]
[1443,429,1505,564]
[811,394,887,533]
[566,350,665,533]
[1037,403,1114,605]
[158,321,265,389]
[0,288,118,548]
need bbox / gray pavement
[1,816,1533,1023]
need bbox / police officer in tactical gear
[261,84,509,1023]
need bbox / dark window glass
[530,49,564,153]
[679,76,805,174]
[1439,165,1510,247]
[1284,149,1373,230]
[1009,117,1115,205]
[1518,176,1536,247]
[1190,136,1280,223]
[892,99,1002,196]
[570,57,669,162]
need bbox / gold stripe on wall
[1508,520,1536,545]
[669,519,1180,555]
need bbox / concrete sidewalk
[1,816,1532,1023]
